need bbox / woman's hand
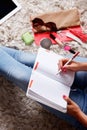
[63,95,87,128]
[58,58,86,72]
[63,95,81,117]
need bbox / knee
[12,70,31,92]
[15,69,31,84]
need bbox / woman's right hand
[58,58,84,72]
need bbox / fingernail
[63,95,67,99]
[62,67,67,72]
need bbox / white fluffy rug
[0,0,87,130]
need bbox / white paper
[26,47,75,113]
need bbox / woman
[0,45,87,129]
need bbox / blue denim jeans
[0,46,87,129]
[0,46,36,91]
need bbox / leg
[0,46,36,68]
[71,71,87,90]
[0,48,34,92]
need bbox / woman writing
[0,45,87,129]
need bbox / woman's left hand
[63,95,81,117]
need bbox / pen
[57,51,80,74]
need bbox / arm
[76,109,87,128]
[63,95,87,128]
[59,58,87,127]
[58,58,87,72]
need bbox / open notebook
[0,0,21,24]
[26,47,75,113]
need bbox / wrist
[75,108,82,117]
[74,109,87,127]
[72,107,81,118]
[79,62,87,71]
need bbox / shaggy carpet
[0,0,87,130]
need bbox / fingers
[58,58,69,72]
[63,95,73,105]
[57,59,63,70]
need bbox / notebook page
[33,47,75,87]
[27,71,70,111]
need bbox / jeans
[0,46,87,129]
[0,46,36,92]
